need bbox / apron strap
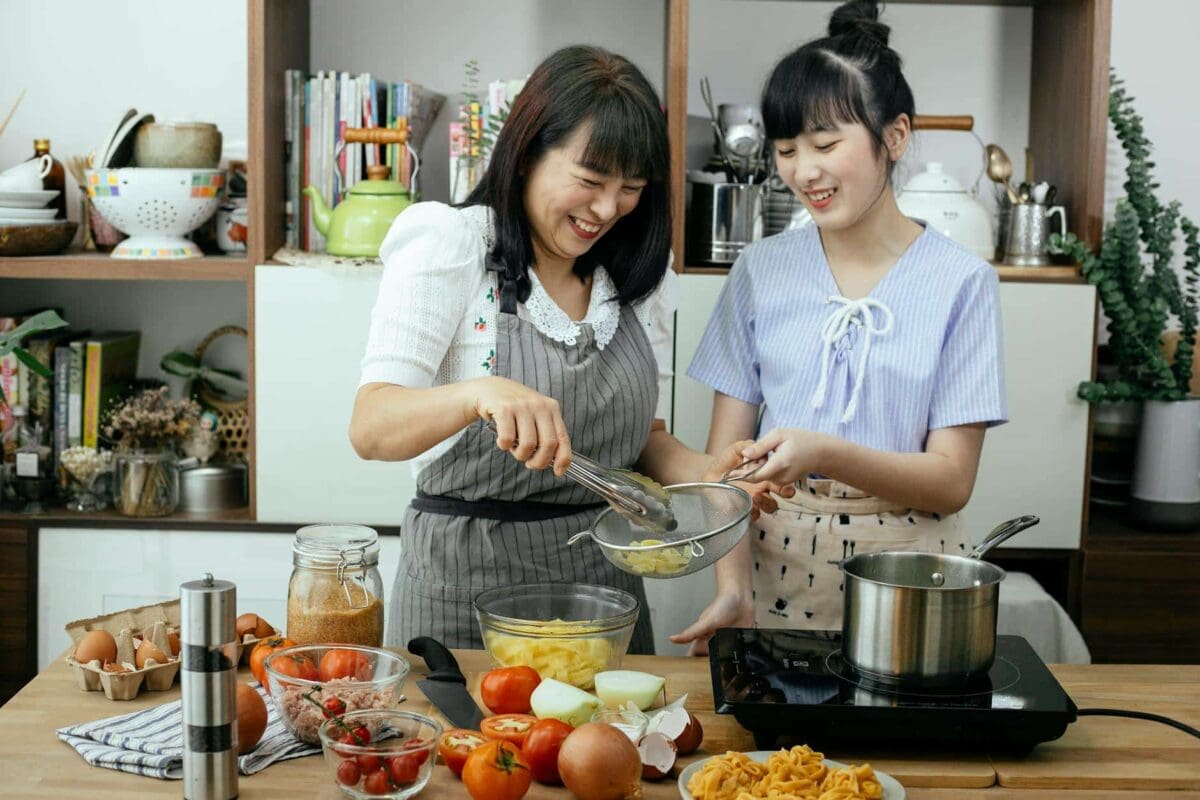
[413,489,605,522]
[485,256,525,316]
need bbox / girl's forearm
[817,438,979,515]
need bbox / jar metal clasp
[337,545,371,609]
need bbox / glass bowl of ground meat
[264,644,410,745]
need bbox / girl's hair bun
[829,0,891,49]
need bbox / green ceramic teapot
[304,164,412,257]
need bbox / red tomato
[388,753,421,785]
[356,754,382,773]
[336,759,360,786]
[268,652,318,691]
[248,637,297,686]
[319,648,373,681]
[363,767,392,795]
[522,718,573,784]
[480,666,541,714]
[438,729,488,777]
[480,713,537,747]
[401,737,431,766]
[462,740,532,800]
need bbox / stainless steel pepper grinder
[180,573,239,799]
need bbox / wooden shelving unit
[685,262,1086,283]
[0,252,249,281]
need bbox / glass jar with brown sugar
[287,524,384,646]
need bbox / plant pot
[114,448,179,517]
[1129,398,1200,531]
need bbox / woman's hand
[740,428,834,486]
[669,590,754,656]
[703,439,796,520]
[468,376,572,475]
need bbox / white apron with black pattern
[752,476,969,630]
[388,261,658,653]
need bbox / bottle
[32,139,67,219]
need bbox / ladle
[985,144,1019,204]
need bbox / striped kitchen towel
[55,682,318,779]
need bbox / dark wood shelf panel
[0,505,257,529]
[1082,504,1200,664]
[0,252,249,281]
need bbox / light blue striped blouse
[688,223,1007,453]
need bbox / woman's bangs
[577,98,664,182]
[762,53,872,140]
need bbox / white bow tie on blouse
[811,295,895,424]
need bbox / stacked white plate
[0,189,60,226]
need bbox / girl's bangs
[577,96,664,182]
[762,52,873,140]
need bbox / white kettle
[897,162,993,260]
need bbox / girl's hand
[703,439,796,520]
[469,376,572,475]
[669,590,755,656]
[741,428,833,486]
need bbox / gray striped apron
[387,263,657,654]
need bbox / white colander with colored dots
[85,168,225,259]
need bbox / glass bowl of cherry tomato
[319,709,442,799]
[263,644,410,745]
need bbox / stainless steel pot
[841,514,1039,687]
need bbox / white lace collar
[523,267,621,349]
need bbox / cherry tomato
[522,718,573,784]
[388,753,421,785]
[438,728,488,777]
[319,648,373,682]
[336,758,361,786]
[480,666,541,714]
[363,767,392,795]
[480,713,537,747]
[356,754,383,773]
[324,697,347,717]
[462,740,532,800]
[248,637,297,686]
[352,725,372,745]
[401,737,431,766]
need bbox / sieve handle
[566,531,594,546]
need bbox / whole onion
[557,722,643,800]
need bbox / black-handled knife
[408,636,486,729]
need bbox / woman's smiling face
[523,122,647,266]
[773,118,907,231]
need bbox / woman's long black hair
[762,0,915,174]
[464,45,671,306]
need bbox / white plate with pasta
[678,746,905,800]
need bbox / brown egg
[236,683,267,754]
[74,630,118,664]
[236,613,260,641]
[167,630,181,656]
[253,617,275,638]
[136,640,169,669]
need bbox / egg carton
[64,599,183,700]
[63,599,281,701]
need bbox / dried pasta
[687,745,885,800]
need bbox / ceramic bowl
[0,221,77,256]
[134,122,222,169]
[84,168,224,259]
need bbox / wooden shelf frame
[0,252,249,281]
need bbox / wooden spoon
[0,89,26,140]
[986,144,1019,204]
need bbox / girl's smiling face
[773,117,909,231]
[523,123,647,267]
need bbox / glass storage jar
[287,524,384,646]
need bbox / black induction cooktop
[709,628,1077,754]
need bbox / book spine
[82,341,101,448]
[53,346,70,473]
[67,340,84,446]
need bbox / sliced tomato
[480,713,537,748]
[437,728,488,777]
[480,665,541,714]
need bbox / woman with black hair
[350,45,782,651]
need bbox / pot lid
[347,164,410,196]
[901,161,966,194]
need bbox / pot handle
[968,515,1040,559]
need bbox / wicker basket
[193,325,250,463]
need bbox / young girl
[673,0,1007,650]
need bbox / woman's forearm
[634,429,714,485]
[349,381,479,462]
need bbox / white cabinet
[37,527,402,671]
[672,273,1096,550]
[254,264,415,526]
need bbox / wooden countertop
[0,650,1197,798]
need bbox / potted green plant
[1050,70,1200,530]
